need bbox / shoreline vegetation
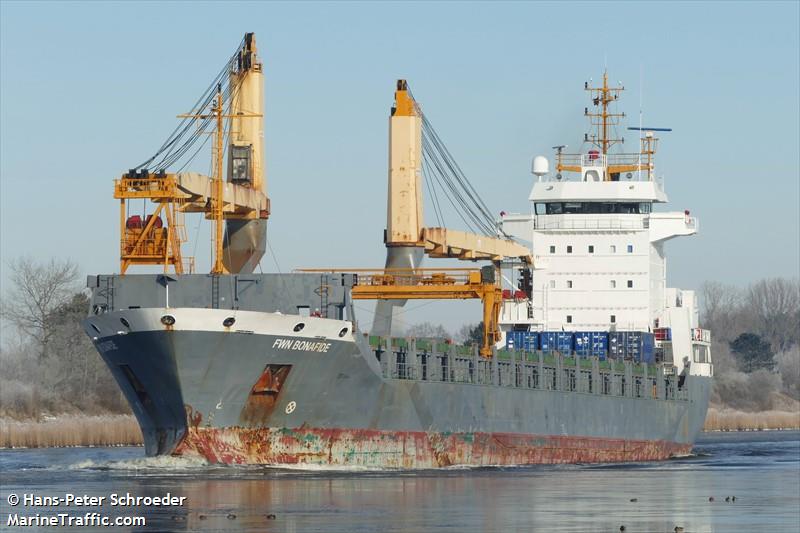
[2,409,798,449]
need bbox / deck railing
[534,216,649,231]
[370,337,688,402]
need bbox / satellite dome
[532,156,549,177]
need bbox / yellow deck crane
[115,33,269,276]
[354,268,503,357]
[363,80,534,356]
[300,267,503,357]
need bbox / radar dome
[532,156,549,177]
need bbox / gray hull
[84,273,711,467]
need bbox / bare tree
[1,257,80,359]
[775,346,800,400]
[745,278,800,351]
[405,322,450,339]
[700,281,741,332]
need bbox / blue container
[608,332,625,358]
[506,331,523,351]
[539,332,556,353]
[641,332,655,363]
[591,332,609,359]
[522,332,539,352]
[573,332,592,357]
[555,332,573,354]
[506,331,538,352]
[505,331,517,350]
[626,331,643,361]
[606,331,655,362]
[574,332,608,359]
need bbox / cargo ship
[83,34,713,467]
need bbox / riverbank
[0,414,143,448]
[2,408,799,449]
[703,407,800,432]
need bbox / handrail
[534,216,648,230]
[371,339,689,402]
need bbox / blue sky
[1,1,798,332]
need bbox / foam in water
[69,455,209,471]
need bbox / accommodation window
[549,245,555,254]
[567,245,573,254]
[610,280,616,288]
[610,315,616,323]
[588,245,594,253]
[567,280,573,288]
[627,280,633,288]
[627,244,634,253]
[566,315,573,323]
[610,245,617,253]
[549,280,556,288]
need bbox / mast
[556,72,663,181]
[212,87,225,274]
[585,71,625,157]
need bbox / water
[1,432,798,532]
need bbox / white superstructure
[497,73,711,377]
[501,177,696,333]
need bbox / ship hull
[84,306,711,468]
[175,426,692,468]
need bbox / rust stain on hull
[174,426,692,468]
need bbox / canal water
[1,431,798,532]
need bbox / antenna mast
[584,71,625,155]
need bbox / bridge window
[566,315,573,323]
[567,280,573,288]
[693,344,710,363]
[627,280,633,288]
[588,245,594,253]
[567,245,573,254]
[627,244,634,253]
[549,245,555,254]
[610,315,616,323]
[610,245,617,253]
[610,280,616,288]
[538,202,650,215]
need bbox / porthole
[119,317,131,329]
[90,323,101,334]
[293,323,305,332]
[161,315,176,326]
[338,327,348,338]
[223,317,236,328]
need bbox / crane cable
[408,86,507,239]
[131,36,245,172]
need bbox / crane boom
[384,80,532,264]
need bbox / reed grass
[704,407,800,431]
[0,415,143,448]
